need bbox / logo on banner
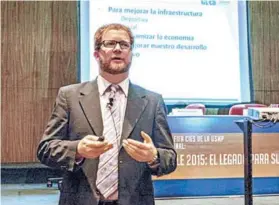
[201,0,216,6]
[201,0,231,6]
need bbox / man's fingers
[84,139,109,148]
[141,131,152,143]
[103,143,113,152]
[126,139,150,149]
[85,143,113,158]
[85,135,99,141]
[123,141,147,156]
[123,143,145,161]
[78,135,114,159]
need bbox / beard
[100,58,131,75]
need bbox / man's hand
[76,135,113,159]
[122,131,157,162]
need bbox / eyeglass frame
[98,40,132,50]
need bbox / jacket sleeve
[150,96,177,176]
[37,87,81,172]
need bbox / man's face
[95,29,132,75]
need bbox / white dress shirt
[97,75,129,141]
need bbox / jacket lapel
[121,83,148,144]
[79,80,103,136]
[79,80,102,190]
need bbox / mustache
[99,59,132,75]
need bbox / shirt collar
[97,75,129,97]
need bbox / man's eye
[106,41,116,46]
[120,42,130,48]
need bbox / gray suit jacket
[37,80,177,205]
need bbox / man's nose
[113,43,122,51]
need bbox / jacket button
[119,160,123,164]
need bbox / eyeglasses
[101,40,131,50]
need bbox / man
[37,23,177,205]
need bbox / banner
[154,133,279,179]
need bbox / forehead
[102,29,130,42]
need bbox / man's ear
[94,51,100,60]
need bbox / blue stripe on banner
[153,177,279,197]
[167,116,279,133]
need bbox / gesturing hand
[122,131,157,162]
[77,135,113,159]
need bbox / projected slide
[84,0,250,104]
